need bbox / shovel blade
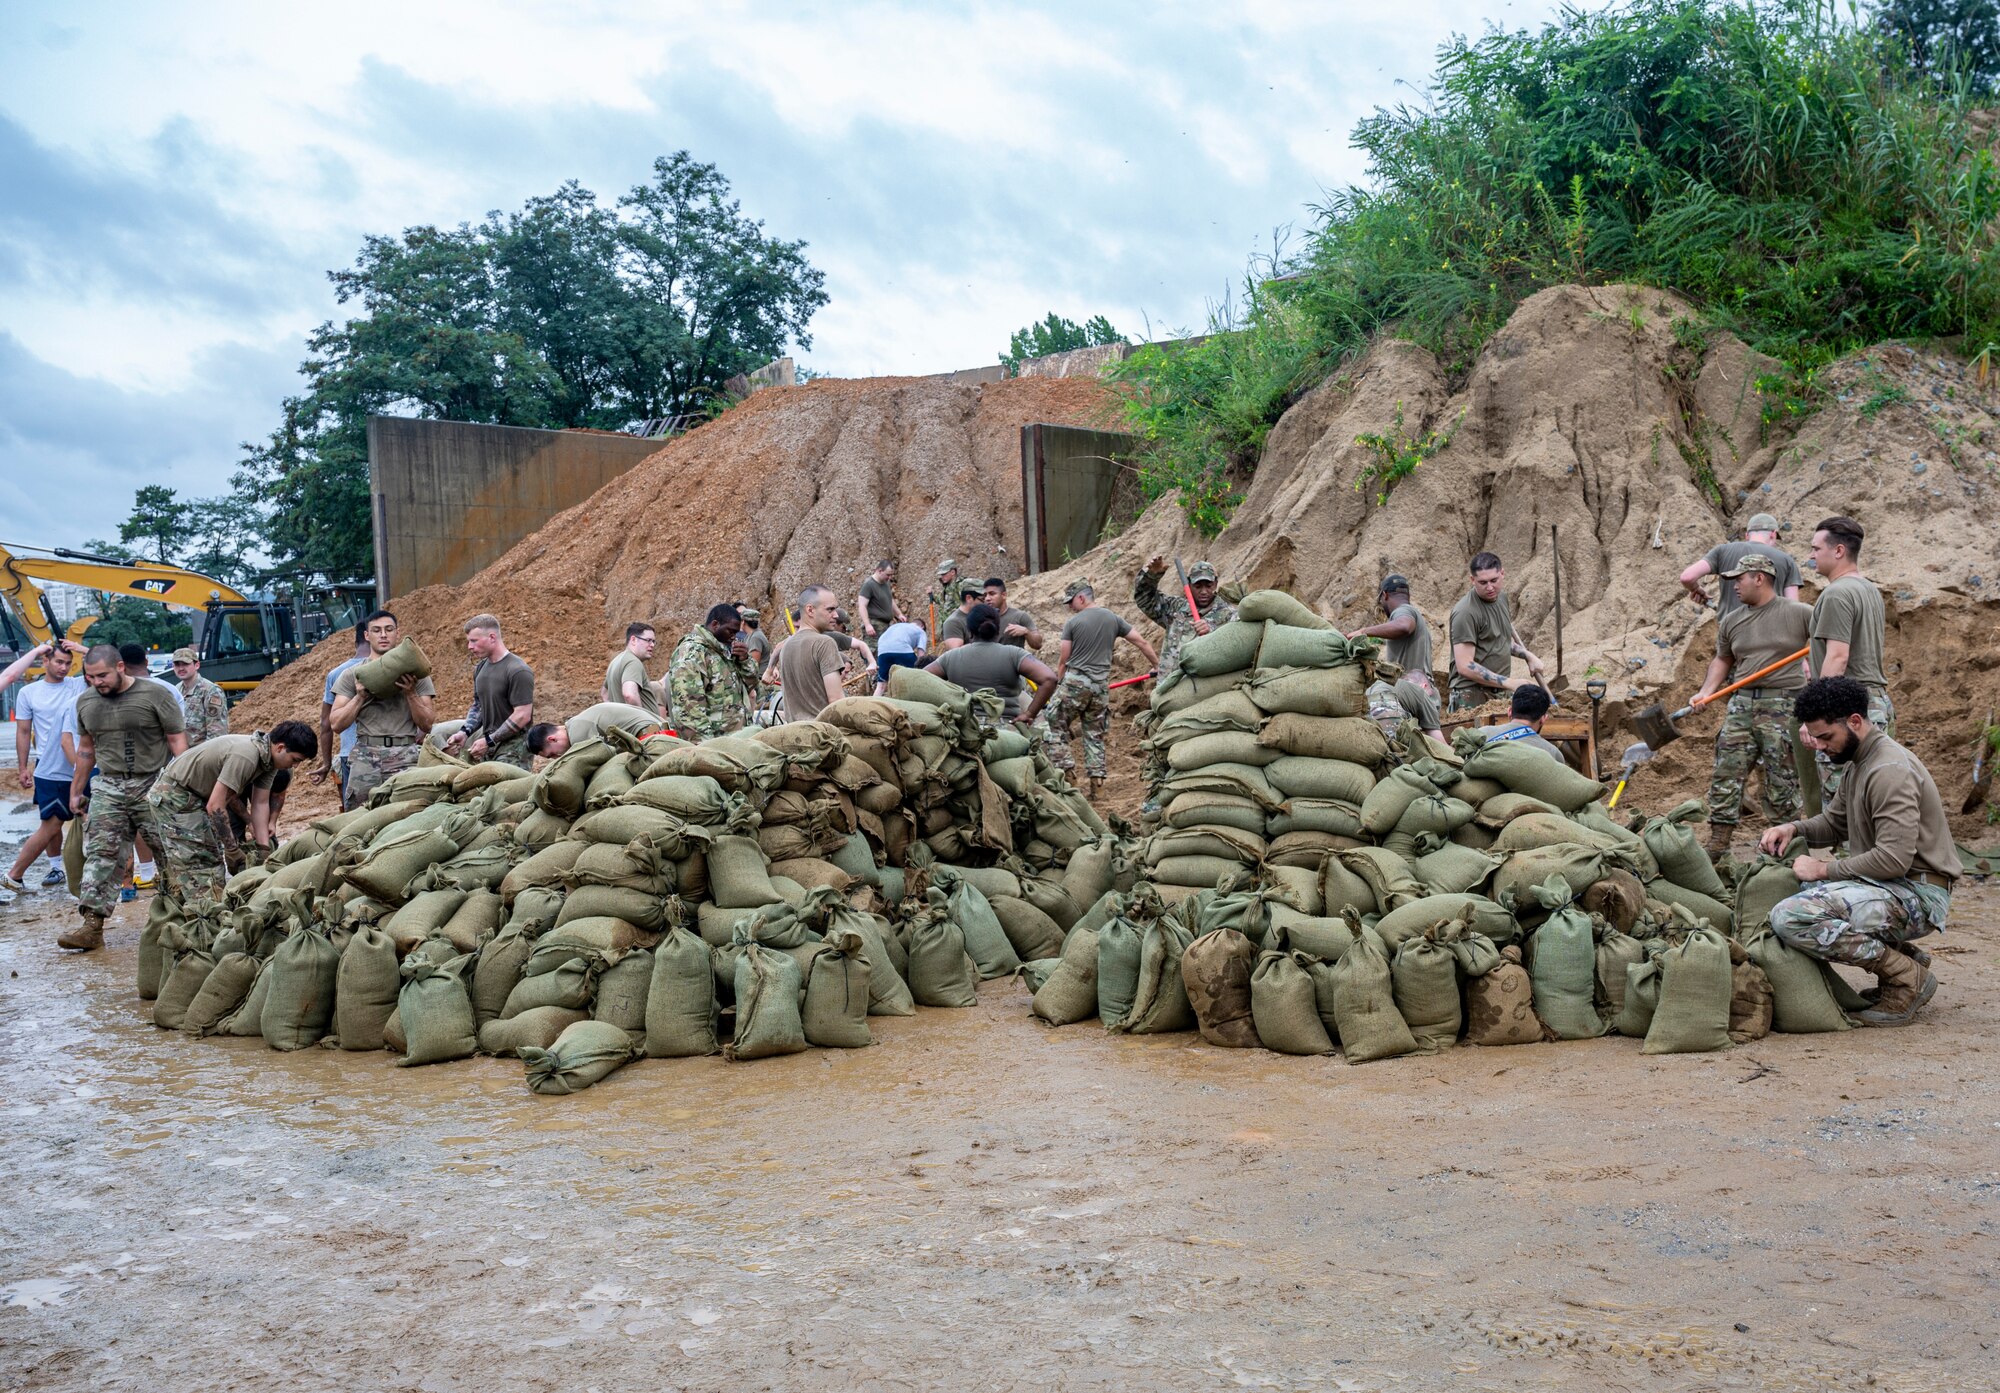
[1630,703,1679,750]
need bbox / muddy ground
[3,863,1997,1390]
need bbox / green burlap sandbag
[1464,943,1547,1046]
[1165,730,1282,771]
[645,928,720,1056]
[1244,664,1368,718]
[471,923,533,1028]
[619,774,742,826]
[1267,831,1363,868]
[332,924,401,1050]
[397,952,479,1066]
[1396,794,1478,839]
[1151,667,1252,718]
[436,887,504,953]
[1743,929,1857,1033]
[412,842,512,895]
[1492,845,1607,912]
[1145,826,1266,866]
[1642,799,1731,900]
[1257,624,1358,671]
[180,952,258,1036]
[1181,928,1261,1047]
[1491,813,1612,854]
[566,838,676,894]
[726,944,810,1059]
[137,889,182,1000]
[506,883,565,938]
[1525,878,1605,1040]
[1733,851,1802,937]
[1154,688,1267,745]
[1337,848,1425,917]
[1261,864,1322,914]
[1391,932,1461,1054]
[1160,762,1284,810]
[1094,902,1150,1029]
[553,886,669,932]
[1462,740,1604,811]
[1255,713,1391,766]
[382,888,468,953]
[995,893,1072,963]
[1592,922,1648,1025]
[1411,839,1503,895]
[1031,893,1115,1026]
[591,949,653,1040]
[802,930,873,1048]
[501,958,596,1018]
[1148,855,1247,889]
[1642,927,1734,1054]
[1322,925,1418,1063]
[510,807,573,850]
[260,925,340,1050]
[525,1019,641,1092]
[709,834,785,909]
[1250,950,1335,1055]
[934,864,1021,900]
[936,877,1020,979]
[479,1005,588,1057]
[1474,793,1566,829]
[582,755,638,811]
[213,960,270,1037]
[1115,914,1195,1034]
[1644,878,1733,932]
[1266,798,1364,838]
[1060,840,1118,911]
[346,815,472,905]
[1179,619,1266,676]
[352,636,432,700]
[828,830,881,885]
[1265,756,1376,805]
[1581,869,1648,935]
[905,907,979,1008]
[1267,907,1356,962]
[1614,957,1663,1037]
[823,906,912,1016]
[1321,856,1376,917]
[570,805,710,856]
[1234,589,1332,629]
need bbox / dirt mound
[233,373,1117,823]
[1013,284,2000,835]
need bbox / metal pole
[1551,523,1563,681]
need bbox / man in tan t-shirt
[330,608,438,809]
[1693,553,1812,860]
[1805,517,1890,804]
[147,723,318,904]
[1448,551,1544,710]
[774,585,849,722]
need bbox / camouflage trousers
[478,734,532,771]
[345,740,421,810]
[79,772,167,919]
[1817,688,1895,801]
[1706,693,1802,827]
[1770,877,1947,967]
[1043,676,1112,779]
[146,780,227,908]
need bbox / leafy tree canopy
[1001,313,1121,375]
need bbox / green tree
[236,153,828,580]
[1875,0,2000,91]
[1001,313,1122,375]
[117,485,191,563]
[80,597,191,654]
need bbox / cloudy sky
[1,0,1565,555]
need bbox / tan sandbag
[353,637,433,700]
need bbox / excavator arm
[1,545,250,611]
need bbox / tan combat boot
[1705,823,1733,867]
[1089,776,1106,800]
[57,911,106,953]
[1855,948,1937,1026]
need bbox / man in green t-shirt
[1447,551,1545,711]
[1046,581,1157,793]
[937,583,985,649]
[858,561,906,641]
[445,615,536,768]
[602,622,661,717]
[980,577,1044,650]
[147,724,318,904]
[1805,515,1891,797]
[1693,552,1813,860]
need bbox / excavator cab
[191,600,302,695]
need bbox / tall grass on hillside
[1113,0,2000,534]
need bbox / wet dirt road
[3,885,1998,1392]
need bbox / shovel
[1605,742,1652,810]
[1964,706,1996,814]
[1628,646,1810,752]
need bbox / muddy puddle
[3,880,1997,1390]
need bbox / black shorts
[877,652,920,684]
[33,774,84,822]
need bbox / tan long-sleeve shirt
[1796,728,1957,885]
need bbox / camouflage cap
[1063,580,1095,602]
[170,646,198,663]
[736,606,761,619]
[1720,552,1778,578]
[1186,561,1218,584]
[1745,513,1780,534]
[936,558,958,576]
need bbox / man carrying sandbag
[1693,552,1812,862]
[601,621,661,717]
[1447,551,1545,711]
[331,609,438,808]
[1352,573,1444,740]
[526,702,665,758]
[1760,676,1953,1026]
[667,605,761,739]
[62,643,187,952]
[1134,556,1236,673]
[445,614,536,768]
[1046,581,1156,798]
[147,722,318,900]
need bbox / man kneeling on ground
[147,722,318,904]
[1759,676,1954,1027]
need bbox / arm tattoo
[1468,662,1510,688]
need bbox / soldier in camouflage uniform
[1695,553,1813,861]
[169,647,230,746]
[331,609,437,807]
[1134,557,1236,802]
[146,725,317,905]
[667,604,761,740]
[64,645,187,951]
[1044,581,1157,792]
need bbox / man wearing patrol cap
[1679,512,1802,619]
[1134,555,1236,674]
[169,646,230,748]
[737,606,773,683]
[1350,573,1443,740]
[1691,550,1814,861]
[1046,580,1157,795]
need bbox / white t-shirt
[877,622,929,657]
[14,675,84,780]
[150,674,186,713]
[324,656,364,758]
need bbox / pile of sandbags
[136,690,1140,1092]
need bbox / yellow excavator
[0,544,371,698]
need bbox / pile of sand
[233,374,1118,823]
[1011,284,2000,835]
